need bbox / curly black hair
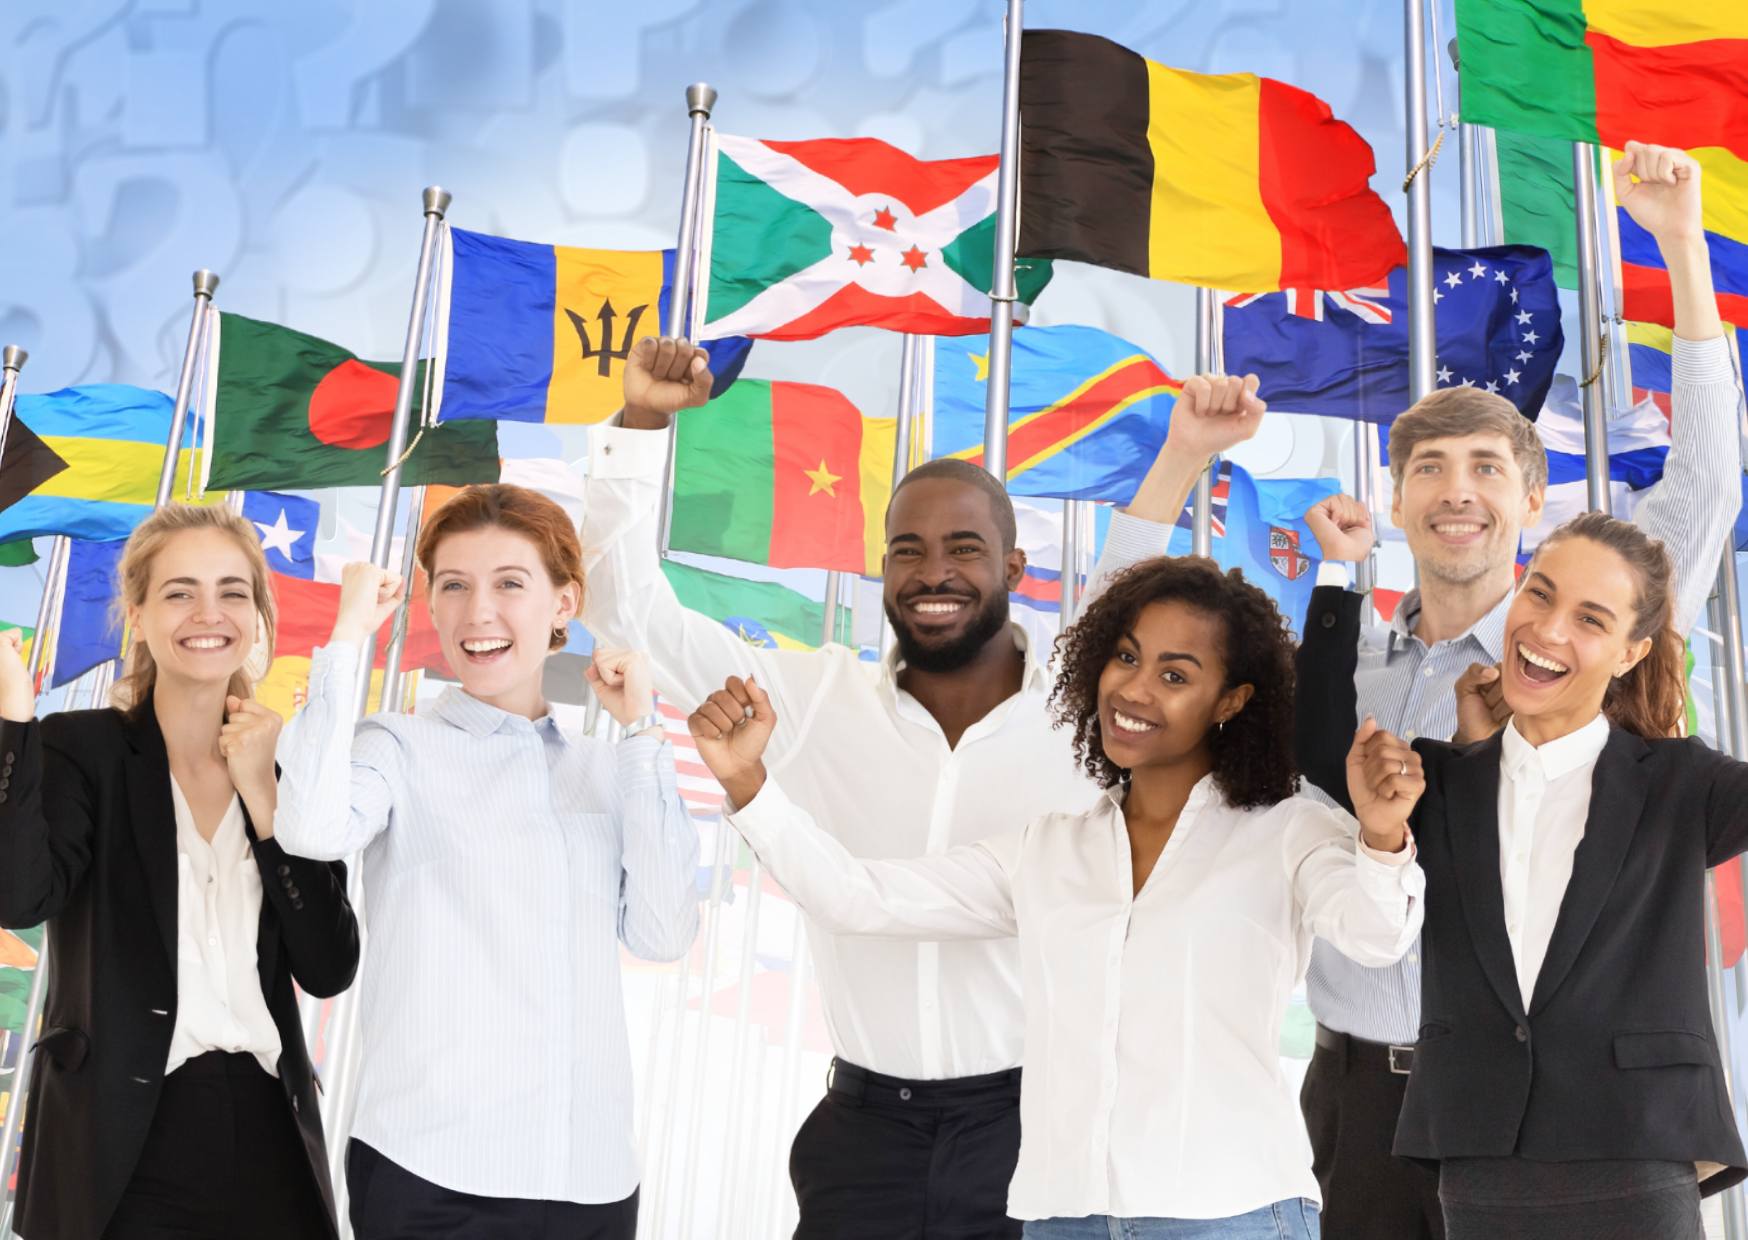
[1047,556,1299,809]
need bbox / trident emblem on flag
[565,298,649,378]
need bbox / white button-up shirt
[166,777,282,1077]
[1497,713,1610,1007]
[274,641,700,1204]
[728,773,1424,1220]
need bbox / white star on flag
[1510,288,1519,303]
[1460,377,1475,387]
[1504,368,1522,385]
[254,508,306,560]
[1516,350,1533,364]
[1523,330,1540,345]
[1493,269,1509,284]
[1436,364,1453,383]
[1516,310,1533,325]
[1444,271,1463,289]
[1484,380,1500,393]
[1467,260,1487,279]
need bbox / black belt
[825,1057,1021,1108]
[1315,1024,1415,1075]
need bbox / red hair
[415,485,583,652]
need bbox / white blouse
[166,776,282,1078]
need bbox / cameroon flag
[202,312,500,492]
[1016,30,1405,293]
[669,380,895,575]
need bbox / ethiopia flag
[1016,29,1405,293]
[696,134,1052,341]
[1455,1,1748,159]
[669,380,894,575]
[201,312,499,492]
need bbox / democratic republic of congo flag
[932,325,1182,505]
[435,229,751,425]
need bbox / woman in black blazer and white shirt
[1387,509,1748,1238]
[0,504,359,1240]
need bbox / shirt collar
[883,622,1050,694]
[1388,586,1511,664]
[431,686,573,746]
[1500,713,1610,784]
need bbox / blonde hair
[110,505,278,714]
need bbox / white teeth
[462,638,511,654]
[1112,710,1157,734]
[1517,643,1568,674]
[1434,522,1484,535]
[912,600,964,615]
[181,636,229,649]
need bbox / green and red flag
[200,312,499,492]
[669,379,894,575]
[696,133,1052,341]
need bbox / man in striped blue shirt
[1290,141,1745,1239]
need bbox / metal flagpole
[1353,425,1380,599]
[1593,148,1633,410]
[1191,290,1219,558]
[156,271,220,508]
[1059,501,1082,632]
[376,485,427,714]
[1451,40,1478,251]
[658,84,718,558]
[981,0,1025,485]
[1404,0,1437,403]
[1571,144,1612,514]
[0,346,27,464]
[820,572,843,646]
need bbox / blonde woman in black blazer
[0,505,358,1240]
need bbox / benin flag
[1455,1,1748,160]
[201,312,499,492]
[697,134,1053,341]
[1016,29,1405,293]
[669,380,895,575]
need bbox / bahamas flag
[933,325,1182,504]
[435,228,752,425]
[0,385,208,544]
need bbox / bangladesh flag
[201,312,500,492]
[697,133,1053,341]
[669,380,894,575]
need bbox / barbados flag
[0,385,208,544]
[933,325,1182,504]
[435,228,753,425]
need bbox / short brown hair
[1386,388,1547,494]
[415,485,583,652]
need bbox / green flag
[1493,128,1592,290]
[202,312,500,492]
[0,539,38,567]
[661,559,848,648]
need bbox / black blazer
[1293,584,1364,812]
[1398,727,1748,1193]
[0,702,360,1240]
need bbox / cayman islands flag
[696,133,1053,340]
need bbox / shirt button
[207,936,217,946]
[1407,953,1419,964]
[898,1087,912,1101]
[1421,667,1435,678]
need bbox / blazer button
[4,751,14,763]
[1321,612,1336,628]
[287,886,301,900]
[1514,1025,1528,1042]
[276,864,291,877]
[292,899,305,910]
[1,792,11,804]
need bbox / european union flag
[933,325,1182,503]
[53,538,126,689]
[242,491,318,579]
[1222,245,1563,424]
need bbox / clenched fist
[688,675,777,809]
[1304,494,1375,564]
[622,336,713,430]
[1165,373,1267,459]
[219,695,282,835]
[1345,717,1420,852]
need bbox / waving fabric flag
[1618,208,1748,328]
[661,559,845,650]
[1016,29,1405,293]
[931,326,1181,503]
[436,230,751,425]
[241,491,318,579]
[1222,245,1563,424]
[1455,1,1748,160]
[696,133,1052,340]
[1626,321,1674,416]
[51,538,126,688]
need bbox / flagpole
[658,83,718,559]
[155,270,219,508]
[821,572,842,646]
[1059,501,1082,631]
[1571,144,1611,514]
[377,485,427,715]
[879,335,923,656]
[1451,39,1478,251]
[0,346,27,465]
[981,0,1025,485]
[1191,289,1219,558]
[1404,0,1437,402]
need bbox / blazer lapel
[1528,727,1650,1016]
[123,703,178,969]
[1445,734,1528,1022]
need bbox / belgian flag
[1017,30,1406,293]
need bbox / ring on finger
[1398,759,1408,777]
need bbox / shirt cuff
[1672,333,1735,386]
[1357,826,1415,867]
[312,639,361,684]
[1316,561,1352,589]
[722,771,795,837]
[615,731,674,796]
[1104,508,1177,562]
[590,423,673,481]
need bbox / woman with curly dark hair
[688,555,1426,1238]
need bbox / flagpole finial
[1447,37,1460,70]
[685,83,717,118]
[422,186,453,218]
[192,270,220,298]
[1,346,25,373]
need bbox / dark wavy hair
[1048,556,1299,808]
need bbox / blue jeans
[1022,1199,1320,1240]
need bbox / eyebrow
[1526,571,1618,621]
[1119,631,1204,668]
[887,531,988,546]
[434,565,533,578]
[160,576,249,588]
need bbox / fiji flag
[242,491,318,579]
[1164,459,1340,637]
[1222,245,1562,424]
[933,325,1183,503]
[435,228,752,425]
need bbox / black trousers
[347,1140,638,1239]
[1300,1028,1444,1240]
[1440,1156,1704,1239]
[103,1051,331,1240]
[790,1057,1023,1240]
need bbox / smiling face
[1391,432,1544,587]
[1502,535,1654,737]
[126,527,261,692]
[1095,599,1253,774]
[427,526,579,716]
[882,476,1025,673]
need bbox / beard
[885,586,1012,673]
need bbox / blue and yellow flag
[437,229,753,425]
[0,385,204,544]
[932,325,1182,504]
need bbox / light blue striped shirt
[273,641,699,1203]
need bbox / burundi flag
[696,133,1053,341]
[435,229,751,425]
[200,312,500,493]
[669,380,895,575]
[932,325,1183,504]
[0,385,210,543]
